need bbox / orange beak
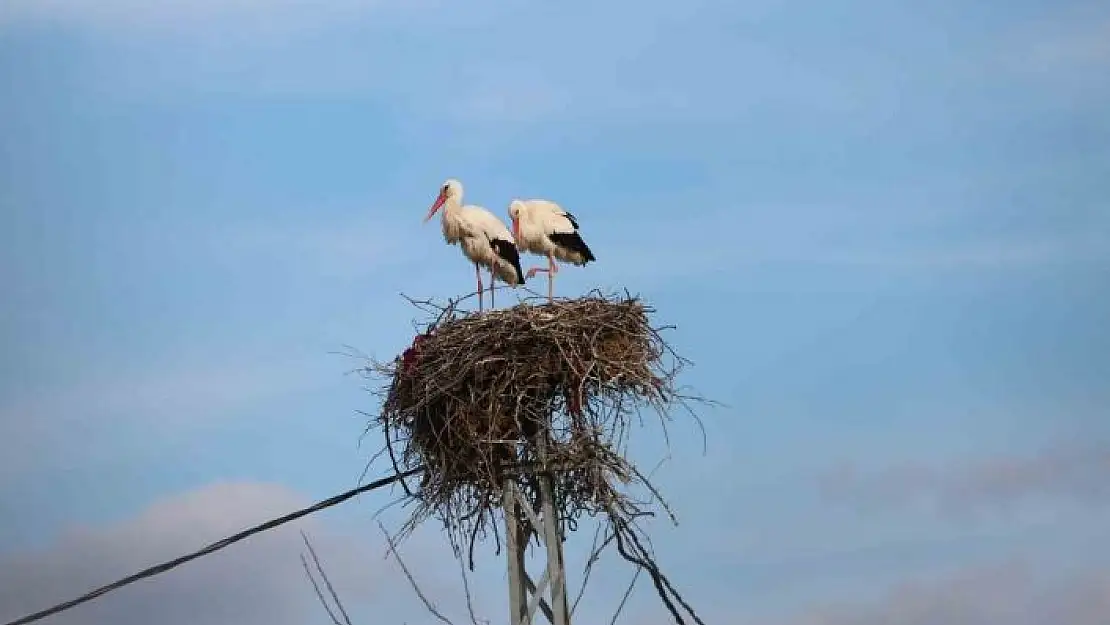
[424,191,446,223]
[511,216,520,241]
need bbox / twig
[378,521,455,625]
[609,513,705,625]
[571,523,605,614]
[456,546,486,625]
[608,566,642,625]
[300,553,343,625]
[572,452,670,617]
[570,522,617,616]
[301,531,354,625]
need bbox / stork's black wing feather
[548,231,596,263]
[560,210,580,231]
[486,235,526,284]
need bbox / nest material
[365,292,691,547]
[361,291,708,625]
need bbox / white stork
[507,199,596,301]
[424,179,526,310]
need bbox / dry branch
[300,532,353,625]
[379,521,456,625]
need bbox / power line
[3,466,425,625]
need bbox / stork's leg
[489,265,497,308]
[547,253,558,302]
[525,255,560,302]
[475,262,484,312]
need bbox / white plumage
[507,198,596,300]
[424,179,525,310]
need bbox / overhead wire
[2,467,425,625]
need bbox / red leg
[475,262,484,311]
[489,265,496,308]
[547,253,557,302]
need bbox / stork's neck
[441,194,464,221]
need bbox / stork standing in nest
[507,199,596,301]
[424,179,526,311]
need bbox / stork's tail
[506,245,526,285]
[549,231,596,265]
[581,239,597,264]
[488,236,526,285]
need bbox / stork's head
[424,178,463,223]
[507,199,526,240]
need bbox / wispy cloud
[593,199,1109,285]
[1024,18,1110,70]
[777,560,1110,625]
[991,10,1110,104]
[1,357,316,428]
[0,0,433,35]
[213,215,425,280]
[0,356,323,482]
[0,0,921,129]
[820,442,1110,519]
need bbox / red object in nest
[400,332,432,375]
[564,379,583,418]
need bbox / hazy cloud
[0,481,461,625]
[0,356,322,482]
[820,442,1110,519]
[593,201,1109,285]
[0,482,343,625]
[779,560,1110,625]
[5,481,1107,625]
[1025,18,1110,70]
[213,216,426,280]
[994,11,1110,102]
[0,0,434,35]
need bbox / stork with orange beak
[424,179,525,310]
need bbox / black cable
[3,466,425,625]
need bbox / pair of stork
[423,179,596,310]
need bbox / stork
[507,199,596,301]
[424,179,526,311]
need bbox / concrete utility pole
[502,438,570,625]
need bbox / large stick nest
[355,290,709,624]
[360,291,700,551]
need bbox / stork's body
[425,179,525,310]
[508,199,596,301]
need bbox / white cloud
[0,481,460,625]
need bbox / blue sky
[1,0,1109,623]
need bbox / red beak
[512,217,520,241]
[424,192,446,223]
